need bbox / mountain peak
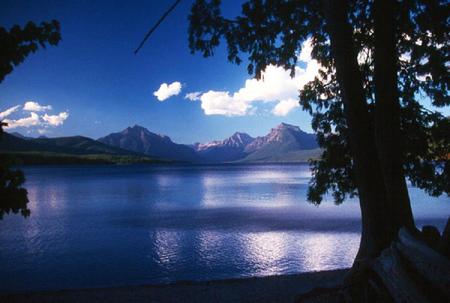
[126,124,148,132]
[243,122,318,155]
[122,125,170,140]
[276,123,301,131]
[194,131,255,162]
[98,125,200,162]
[229,132,254,144]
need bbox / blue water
[0,164,448,293]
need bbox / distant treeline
[0,152,168,165]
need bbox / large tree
[0,20,61,219]
[188,0,449,270]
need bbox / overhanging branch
[134,0,182,54]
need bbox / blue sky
[0,0,316,144]
[1,1,447,144]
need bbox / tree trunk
[322,0,396,262]
[373,0,415,232]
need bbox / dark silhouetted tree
[188,0,449,272]
[0,20,61,219]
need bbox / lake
[0,164,448,293]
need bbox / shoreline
[11,158,314,166]
[0,269,347,303]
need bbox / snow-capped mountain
[194,132,255,162]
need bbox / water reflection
[196,230,226,269]
[239,166,312,184]
[27,183,67,213]
[22,184,70,257]
[300,232,359,272]
[152,230,183,268]
[199,167,308,208]
[242,232,290,276]
[0,164,448,293]
[150,228,360,280]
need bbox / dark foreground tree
[188,0,449,275]
[0,20,61,219]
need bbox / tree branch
[134,0,182,54]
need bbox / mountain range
[191,123,319,163]
[2,123,321,164]
[98,125,200,162]
[1,133,134,155]
[192,132,254,162]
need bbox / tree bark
[322,0,396,262]
[373,0,415,232]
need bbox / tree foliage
[0,20,61,83]
[0,155,29,219]
[0,20,61,219]
[188,0,449,204]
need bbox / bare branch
[134,0,182,54]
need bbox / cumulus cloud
[192,39,319,116]
[1,101,69,131]
[4,112,41,129]
[0,105,21,120]
[153,81,182,101]
[272,98,300,116]
[42,112,69,126]
[23,101,52,112]
[298,38,314,62]
[200,91,250,116]
[184,91,202,101]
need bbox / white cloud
[2,101,69,131]
[37,128,50,135]
[4,112,41,129]
[192,39,319,116]
[153,81,182,101]
[42,112,69,126]
[0,105,21,120]
[200,91,251,116]
[23,101,52,112]
[272,98,300,116]
[184,91,202,101]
